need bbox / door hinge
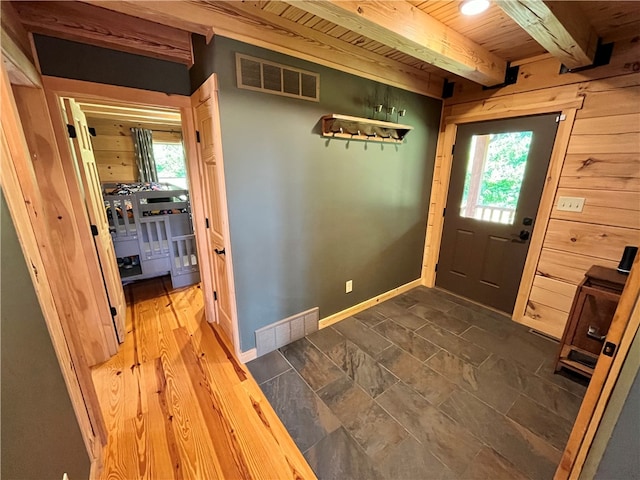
[451,144,455,155]
[555,114,567,123]
[213,291,218,301]
[196,130,201,143]
[110,306,117,317]
[88,126,97,136]
[435,263,438,272]
[443,208,446,217]
[90,224,99,236]
[67,124,77,138]
[205,218,210,229]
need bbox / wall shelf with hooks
[321,114,413,144]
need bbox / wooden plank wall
[529,74,640,338]
[439,38,640,339]
[86,116,182,184]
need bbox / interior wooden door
[437,114,559,313]
[191,77,237,345]
[63,98,126,342]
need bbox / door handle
[587,325,607,342]
[511,230,530,243]
[214,248,225,255]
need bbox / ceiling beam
[14,1,194,66]
[497,0,598,69]
[282,0,507,87]
[85,1,445,98]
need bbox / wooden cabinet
[555,266,627,378]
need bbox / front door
[436,114,559,313]
[63,98,126,342]
[191,76,237,345]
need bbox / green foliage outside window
[462,131,533,210]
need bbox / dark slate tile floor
[247,286,589,480]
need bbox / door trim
[422,92,584,324]
[41,76,239,346]
[191,74,242,356]
[1,64,107,465]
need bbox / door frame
[422,92,585,324]
[436,113,561,314]
[40,75,240,355]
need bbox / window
[153,142,188,189]
[460,131,533,225]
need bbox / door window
[460,131,533,225]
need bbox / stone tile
[462,326,546,372]
[406,287,458,312]
[385,312,428,331]
[416,322,490,367]
[353,309,386,328]
[377,345,456,406]
[391,294,419,309]
[370,299,408,318]
[328,340,397,398]
[447,304,520,339]
[377,382,483,474]
[333,317,391,357]
[427,350,520,414]
[409,304,471,335]
[307,326,344,355]
[246,350,291,385]
[304,427,383,480]
[373,319,439,362]
[318,377,407,460]
[507,395,573,450]
[280,337,343,391]
[480,355,584,421]
[440,389,561,480]
[461,447,528,480]
[536,357,589,397]
[261,369,340,452]
[374,436,447,480]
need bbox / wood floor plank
[92,277,315,480]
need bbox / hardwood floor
[92,277,316,480]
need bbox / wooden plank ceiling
[13,1,640,96]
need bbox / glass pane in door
[460,131,533,225]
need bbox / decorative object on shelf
[321,114,413,144]
[554,265,628,379]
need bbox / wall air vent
[235,53,320,102]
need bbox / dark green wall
[1,191,91,480]
[192,37,442,351]
[34,34,191,95]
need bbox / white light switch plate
[345,280,353,293]
[557,196,585,212]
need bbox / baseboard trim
[239,347,257,364]
[319,279,422,329]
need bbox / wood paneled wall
[86,117,182,184]
[527,74,640,338]
[434,38,640,339]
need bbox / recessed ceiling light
[460,0,490,16]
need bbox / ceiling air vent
[235,53,319,102]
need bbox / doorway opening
[59,96,202,343]
[436,113,559,313]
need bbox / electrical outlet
[557,196,585,212]
[345,280,353,293]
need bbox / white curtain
[131,128,158,183]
